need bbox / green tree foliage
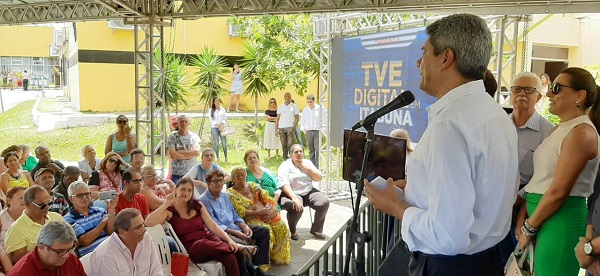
[154,49,189,115]
[228,15,319,96]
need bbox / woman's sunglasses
[550,82,577,95]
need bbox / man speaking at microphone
[365,14,518,276]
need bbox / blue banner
[340,27,435,142]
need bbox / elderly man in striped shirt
[498,71,554,264]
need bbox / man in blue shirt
[199,170,270,268]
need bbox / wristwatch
[584,240,594,255]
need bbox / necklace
[8,171,20,180]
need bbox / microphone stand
[343,122,375,276]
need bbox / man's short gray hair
[114,208,141,233]
[67,181,88,197]
[426,14,492,80]
[37,220,77,247]
[513,72,543,93]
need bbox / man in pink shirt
[89,208,162,275]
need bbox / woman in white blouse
[517,67,600,275]
[77,145,102,182]
[209,97,229,163]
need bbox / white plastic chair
[79,253,92,275]
[146,224,173,276]
[165,223,224,276]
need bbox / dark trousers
[278,127,294,159]
[305,130,319,168]
[408,245,502,276]
[23,79,29,91]
[171,174,183,183]
[227,225,270,266]
[280,188,330,234]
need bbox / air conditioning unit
[228,23,240,37]
[52,29,67,46]
[108,19,135,31]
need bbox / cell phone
[98,190,118,200]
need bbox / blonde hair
[390,129,414,154]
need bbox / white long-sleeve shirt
[300,104,328,131]
[209,107,228,128]
[90,232,163,276]
[401,80,518,255]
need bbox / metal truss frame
[313,13,521,199]
[133,2,168,172]
[2,1,600,25]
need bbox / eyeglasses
[108,158,119,164]
[117,120,128,124]
[45,243,76,257]
[143,174,157,178]
[550,82,577,95]
[510,86,538,94]
[269,101,276,104]
[210,179,224,184]
[128,178,143,184]
[31,200,54,209]
[71,192,92,199]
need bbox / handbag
[505,243,534,276]
[171,253,190,276]
[220,125,236,136]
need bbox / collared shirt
[9,247,85,276]
[300,104,328,131]
[52,183,73,207]
[63,206,109,256]
[90,232,163,276]
[209,107,228,128]
[277,102,299,128]
[31,160,66,188]
[184,163,228,195]
[50,191,70,216]
[510,111,554,187]
[401,80,518,255]
[166,131,201,176]
[277,159,317,196]
[199,191,243,231]
[0,209,15,246]
[116,193,150,218]
[4,211,64,254]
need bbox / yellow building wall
[77,22,135,51]
[78,63,136,112]
[0,25,54,57]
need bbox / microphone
[351,91,415,130]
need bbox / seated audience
[90,208,162,276]
[77,145,101,182]
[139,165,174,211]
[183,148,229,195]
[129,148,145,173]
[200,170,271,272]
[115,170,150,218]
[278,144,329,240]
[0,244,11,275]
[89,152,126,198]
[146,178,260,276]
[34,168,69,216]
[9,220,83,275]
[5,186,64,264]
[244,150,282,204]
[18,145,37,173]
[31,146,65,188]
[53,166,80,207]
[0,152,33,195]
[228,167,291,266]
[0,187,26,245]
[63,181,116,256]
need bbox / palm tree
[240,42,271,148]
[154,49,188,120]
[190,46,230,136]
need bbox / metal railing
[293,199,401,276]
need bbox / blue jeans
[211,127,228,159]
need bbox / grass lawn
[0,100,284,174]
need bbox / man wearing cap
[34,168,69,216]
[4,186,64,264]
